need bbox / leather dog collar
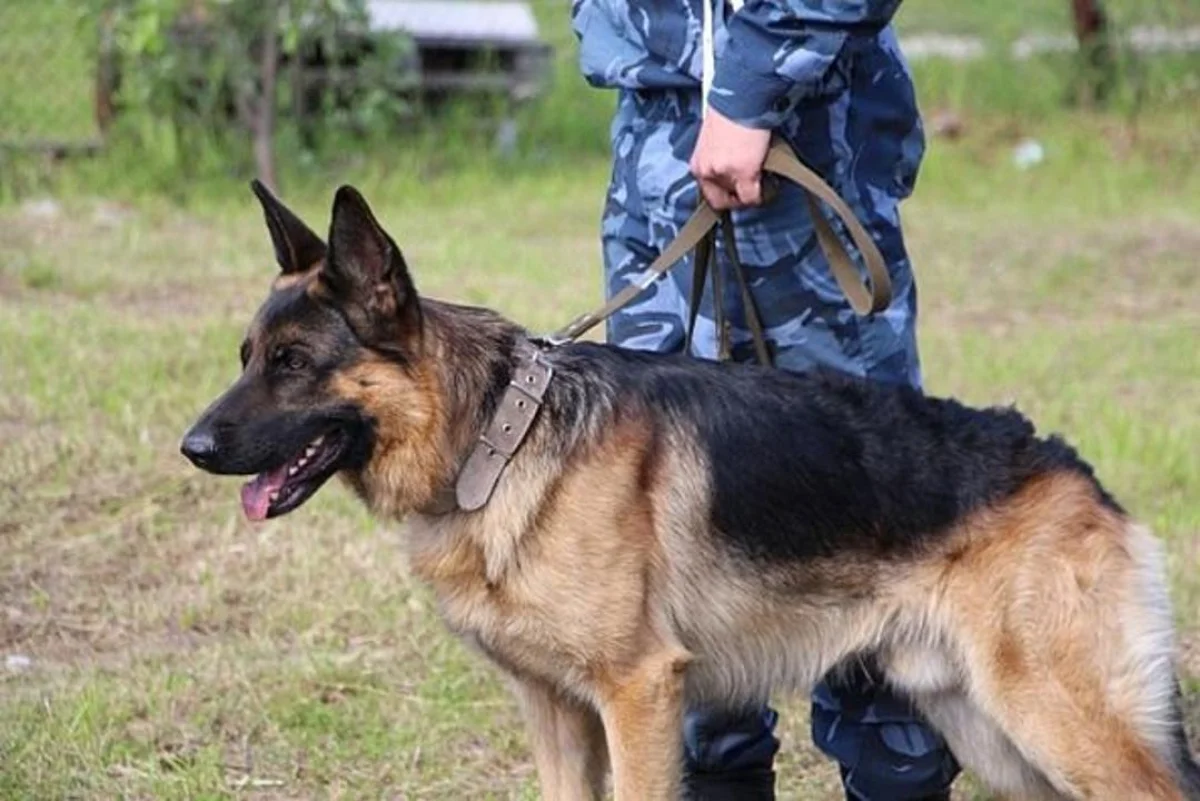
[453,339,554,512]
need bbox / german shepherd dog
[181,183,1200,800]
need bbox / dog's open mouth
[241,430,348,521]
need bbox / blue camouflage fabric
[571,1,960,798]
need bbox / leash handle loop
[763,139,891,315]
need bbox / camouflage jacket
[571,0,904,127]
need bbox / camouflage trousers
[600,84,959,799]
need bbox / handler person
[570,1,961,799]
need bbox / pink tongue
[241,463,291,521]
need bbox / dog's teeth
[305,446,317,457]
[269,491,279,502]
[288,465,299,476]
[297,456,308,468]
[312,435,324,446]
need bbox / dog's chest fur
[402,424,666,696]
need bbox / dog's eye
[272,347,309,372]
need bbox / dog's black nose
[180,429,218,467]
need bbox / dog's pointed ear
[250,179,327,275]
[322,185,419,347]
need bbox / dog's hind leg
[882,639,1063,798]
[938,480,1188,800]
[510,677,609,801]
[968,664,1184,801]
[595,645,692,801]
[914,690,1064,800]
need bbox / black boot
[683,768,776,801]
[840,767,952,801]
[845,793,949,801]
[846,794,949,801]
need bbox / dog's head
[180,182,432,520]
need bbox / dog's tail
[1168,678,1200,800]
[1121,522,1200,801]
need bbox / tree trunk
[94,7,118,137]
[252,0,280,191]
[1071,0,1116,106]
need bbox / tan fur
[322,316,1190,801]
[904,474,1183,800]
[401,411,693,798]
[271,263,321,291]
[331,354,452,517]
[509,677,609,801]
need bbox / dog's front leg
[510,676,608,801]
[596,647,691,801]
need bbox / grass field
[2,2,1200,799]
[3,105,1198,798]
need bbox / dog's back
[544,342,1119,562]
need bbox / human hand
[689,108,773,211]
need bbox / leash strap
[710,229,731,361]
[547,137,890,347]
[684,227,714,356]
[721,212,772,365]
[548,201,721,345]
[684,215,773,366]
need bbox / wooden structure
[365,0,551,102]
